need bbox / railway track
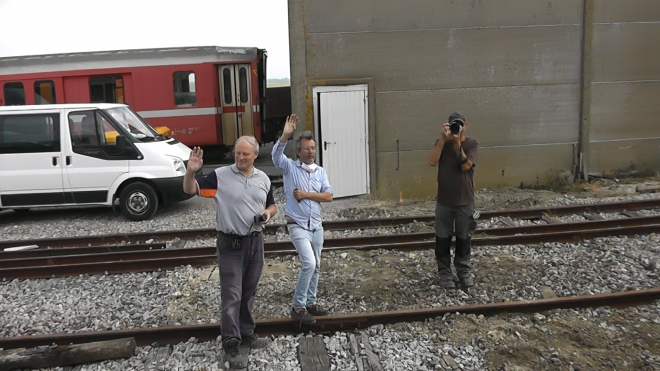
[1,215,659,279]
[0,288,657,350]
[2,198,659,250]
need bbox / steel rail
[1,223,658,279]
[0,288,657,350]
[1,199,659,250]
[3,214,660,262]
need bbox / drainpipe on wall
[578,0,595,181]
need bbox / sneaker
[306,304,329,316]
[222,338,247,369]
[241,333,269,349]
[291,307,316,325]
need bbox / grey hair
[294,131,315,158]
[235,135,259,154]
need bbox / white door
[64,109,129,204]
[0,111,66,207]
[314,85,370,198]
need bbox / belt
[217,230,262,238]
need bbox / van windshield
[103,107,157,141]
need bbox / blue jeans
[288,224,324,308]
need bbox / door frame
[312,84,371,195]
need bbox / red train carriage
[0,46,284,149]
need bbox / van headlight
[170,157,186,176]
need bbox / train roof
[0,46,263,76]
[0,103,127,112]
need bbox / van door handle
[52,157,58,166]
[324,141,336,150]
[66,156,72,166]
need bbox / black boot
[454,237,473,287]
[222,338,247,369]
[435,236,455,288]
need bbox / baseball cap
[448,112,466,124]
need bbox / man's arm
[260,185,278,223]
[271,139,291,175]
[272,115,299,174]
[183,168,198,195]
[428,123,451,167]
[184,147,204,194]
[300,191,333,202]
[457,139,478,172]
[428,138,446,167]
[294,168,333,202]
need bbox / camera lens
[450,123,460,135]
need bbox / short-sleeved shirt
[436,137,479,207]
[196,164,275,235]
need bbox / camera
[449,118,465,135]
[254,214,267,224]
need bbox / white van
[0,103,194,221]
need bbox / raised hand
[187,146,204,173]
[283,114,299,138]
[441,123,451,140]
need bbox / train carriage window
[90,76,124,104]
[239,67,248,103]
[0,114,60,153]
[173,72,196,106]
[222,68,232,104]
[34,80,56,104]
[3,82,26,106]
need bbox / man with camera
[427,112,480,289]
[183,136,277,369]
[272,114,333,326]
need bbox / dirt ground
[446,306,660,370]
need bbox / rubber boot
[435,236,455,288]
[454,237,473,287]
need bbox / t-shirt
[436,137,479,207]
[196,164,275,235]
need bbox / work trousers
[216,231,264,343]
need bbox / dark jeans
[434,202,476,240]
[216,232,264,343]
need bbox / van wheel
[119,182,159,221]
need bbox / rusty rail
[3,214,660,262]
[1,198,659,250]
[1,222,658,279]
[0,288,658,350]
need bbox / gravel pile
[2,231,658,337]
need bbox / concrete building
[287,0,660,199]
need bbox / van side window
[68,110,127,159]
[173,72,196,106]
[3,82,26,106]
[0,113,60,153]
[34,81,57,104]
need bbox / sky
[0,0,291,79]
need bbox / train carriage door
[218,64,253,145]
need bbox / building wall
[587,0,660,175]
[289,0,660,199]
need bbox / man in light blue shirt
[272,114,333,325]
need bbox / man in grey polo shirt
[183,136,277,369]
